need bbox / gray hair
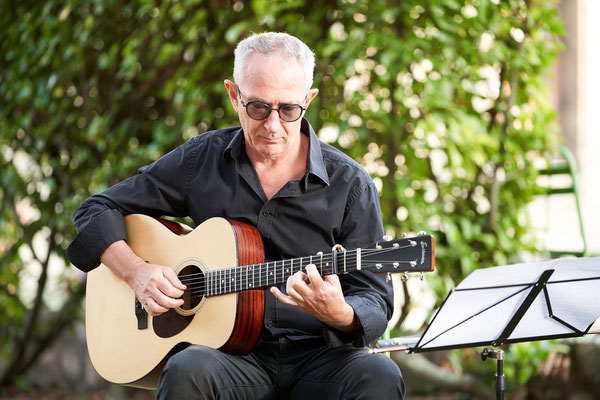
[233,32,315,90]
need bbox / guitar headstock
[361,234,435,275]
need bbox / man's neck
[249,133,309,199]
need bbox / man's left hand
[270,263,357,333]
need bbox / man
[67,32,405,399]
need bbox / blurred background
[1,0,598,398]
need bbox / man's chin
[256,144,289,159]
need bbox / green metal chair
[537,145,588,258]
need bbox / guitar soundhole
[153,264,203,339]
[179,265,205,311]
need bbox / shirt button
[267,320,273,327]
[263,211,269,216]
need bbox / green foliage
[1,0,564,394]
[312,0,563,296]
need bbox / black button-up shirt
[67,119,393,347]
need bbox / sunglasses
[237,85,307,123]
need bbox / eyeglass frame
[236,84,308,123]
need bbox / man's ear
[306,88,319,106]
[224,79,239,111]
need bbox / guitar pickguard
[153,308,195,338]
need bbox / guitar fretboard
[204,250,359,296]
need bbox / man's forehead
[240,53,307,102]
[242,52,305,83]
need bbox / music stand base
[481,348,506,400]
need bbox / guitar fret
[280,260,284,285]
[222,269,225,295]
[234,268,237,293]
[206,271,210,297]
[318,252,323,275]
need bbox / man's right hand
[100,240,186,316]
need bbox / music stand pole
[481,348,506,400]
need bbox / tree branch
[2,228,56,387]
[15,281,86,378]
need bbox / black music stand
[374,256,600,399]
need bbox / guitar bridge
[135,298,148,330]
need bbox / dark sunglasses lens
[247,103,270,119]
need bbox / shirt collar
[224,127,245,161]
[302,118,330,187]
[223,119,330,187]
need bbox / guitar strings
[180,258,418,296]
[177,246,417,286]
[171,246,425,299]
[176,245,414,285]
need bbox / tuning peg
[402,232,408,238]
[417,231,427,236]
[401,272,409,282]
[382,234,393,241]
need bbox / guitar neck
[205,250,354,296]
[181,233,434,298]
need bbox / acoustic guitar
[85,214,435,388]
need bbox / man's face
[226,52,317,161]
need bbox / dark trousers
[156,337,405,399]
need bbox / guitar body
[85,214,265,389]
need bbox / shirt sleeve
[66,138,198,272]
[323,178,394,347]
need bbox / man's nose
[263,108,282,131]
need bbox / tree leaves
[1,0,564,391]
